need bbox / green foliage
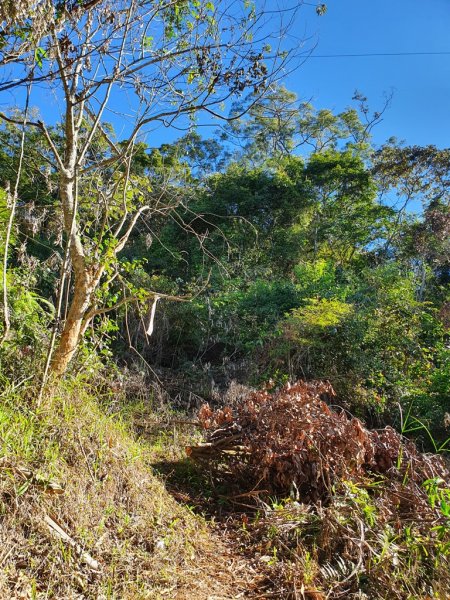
[0,187,15,257]
[209,279,300,353]
[0,269,53,379]
[223,85,373,164]
[288,297,353,333]
[116,116,448,448]
[0,78,448,599]
[0,80,447,448]
[0,186,53,379]
[304,150,392,263]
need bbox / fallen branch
[44,514,101,571]
[186,432,248,461]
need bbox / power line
[307,51,450,58]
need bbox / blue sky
[135,0,450,149]
[2,0,449,151]
[281,0,450,148]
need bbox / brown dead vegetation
[187,380,450,599]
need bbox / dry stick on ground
[44,514,101,571]
[0,543,16,568]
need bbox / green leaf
[143,36,154,49]
[34,47,47,69]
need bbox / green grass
[0,375,236,599]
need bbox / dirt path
[150,460,273,600]
[169,519,271,600]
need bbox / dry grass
[3,374,448,599]
[0,376,252,599]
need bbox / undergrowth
[187,380,450,599]
[2,373,449,599]
[0,375,234,599]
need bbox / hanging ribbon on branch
[146,295,160,337]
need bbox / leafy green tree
[221,85,380,165]
[0,0,297,377]
[373,143,450,295]
[303,150,392,264]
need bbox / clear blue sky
[3,0,449,150]
[281,0,450,148]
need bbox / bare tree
[0,0,301,377]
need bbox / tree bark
[49,270,94,377]
[48,163,97,377]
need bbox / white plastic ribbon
[146,295,160,337]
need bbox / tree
[223,85,300,161]
[220,85,387,165]
[373,144,450,294]
[373,144,450,217]
[0,0,298,378]
[303,150,392,264]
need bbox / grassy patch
[0,377,237,599]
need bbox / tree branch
[114,205,151,254]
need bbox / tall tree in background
[220,85,387,164]
[373,144,450,294]
[0,0,300,377]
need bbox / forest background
[0,15,448,443]
[0,2,449,598]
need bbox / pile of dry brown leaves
[188,380,450,598]
[192,380,448,501]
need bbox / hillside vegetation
[1,376,259,599]
[0,1,449,598]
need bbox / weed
[0,376,243,599]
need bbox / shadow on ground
[151,457,247,519]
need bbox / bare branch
[0,80,32,346]
[114,205,151,254]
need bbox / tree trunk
[48,164,95,378]
[49,271,94,378]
